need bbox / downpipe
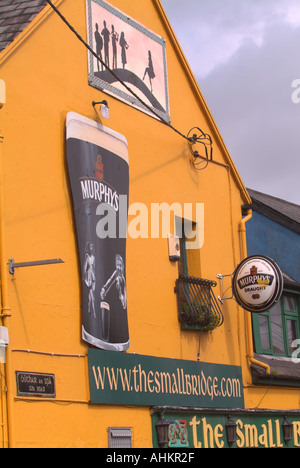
[0,86,15,447]
[239,209,271,375]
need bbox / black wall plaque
[16,372,56,398]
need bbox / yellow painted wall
[0,0,298,448]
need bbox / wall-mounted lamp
[92,100,110,119]
[282,417,293,445]
[155,414,170,449]
[225,416,237,447]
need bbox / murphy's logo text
[237,265,274,290]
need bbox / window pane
[269,302,285,354]
[287,320,298,354]
[258,315,271,351]
[178,235,188,276]
[284,295,296,311]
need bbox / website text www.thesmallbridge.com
[91,363,242,402]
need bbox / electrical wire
[12,349,87,358]
[45,0,194,143]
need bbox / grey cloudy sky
[161,0,300,205]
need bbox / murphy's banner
[88,349,245,408]
[66,112,130,351]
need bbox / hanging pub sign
[66,112,130,351]
[232,255,283,313]
[86,0,170,122]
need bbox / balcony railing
[175,275,224,331]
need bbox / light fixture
[225,416,237,447]
[155,413,170,449]
[282,417,293,445]
[92,100,110,119]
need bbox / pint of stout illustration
[100,302,110,342]
[66,112,130,351]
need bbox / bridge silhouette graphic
[94,68,166,114]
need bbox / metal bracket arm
[217,273,235,304]
[9,258,64,275]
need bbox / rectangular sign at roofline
[86,0,170,122]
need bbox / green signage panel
[88,349,244,409]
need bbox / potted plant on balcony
[179,301,220,331]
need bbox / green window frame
[253,292,300,358]
[178,231,189,276]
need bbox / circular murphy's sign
[232,255,283,313]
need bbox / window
[178,229,188,276]
[253,292,300,358]
[174,217,223,332]
[176,217,201,277]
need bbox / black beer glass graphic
[66,113,130,351]
[100,302,110,342]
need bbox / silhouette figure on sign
[111,25,119,69]
[101,20,110,68]
[94,23,104,71]
[143,50,155,92]
[119,32,129,69]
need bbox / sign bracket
[217,273,235,304]
[9,258,64,275]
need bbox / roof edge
[246,188,300,233]
[250,198,300,235]
[0,0,65,67]
[152,0,251,205]
[0,0,251,206]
